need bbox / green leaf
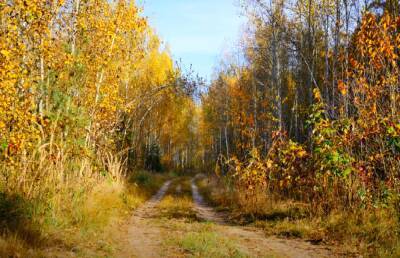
[343,167,352,177]
[388,126,395,135]
[0,139,8,152]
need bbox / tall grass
[0,143,138,257]
[197,176,400,257]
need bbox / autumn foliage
[1,0,400,256]
[199,5,399,254]
[0,1,197,254]
[0,0,197,170]
[201,4,400,215]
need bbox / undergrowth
[197,176,400,257]
[0,147,169,257]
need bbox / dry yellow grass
[197,176,400,257]
[0,144,169,257]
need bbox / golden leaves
[0,0,169,158]
[0,50,11,58]
[337,80,347,96]
[0,0,53,157]
[313,88,322,101]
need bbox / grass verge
[196,175,400,257]
[0,156,172,258]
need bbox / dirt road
[118,177,339,258]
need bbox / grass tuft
[180,231,247,258]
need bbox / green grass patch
[180,231,247,258]
[163,221,248,258]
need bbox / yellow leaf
[0,50,10,58]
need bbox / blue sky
[139,0,246,81]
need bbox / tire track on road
[119,180,173,258]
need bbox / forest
[0,0,399,257]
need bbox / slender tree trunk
[343,0,350,117]
[252,71,258,147]
[71,0,81,56]
[224,126,229,157]
[332,0,341,118]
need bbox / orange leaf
[338,80,347,95]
